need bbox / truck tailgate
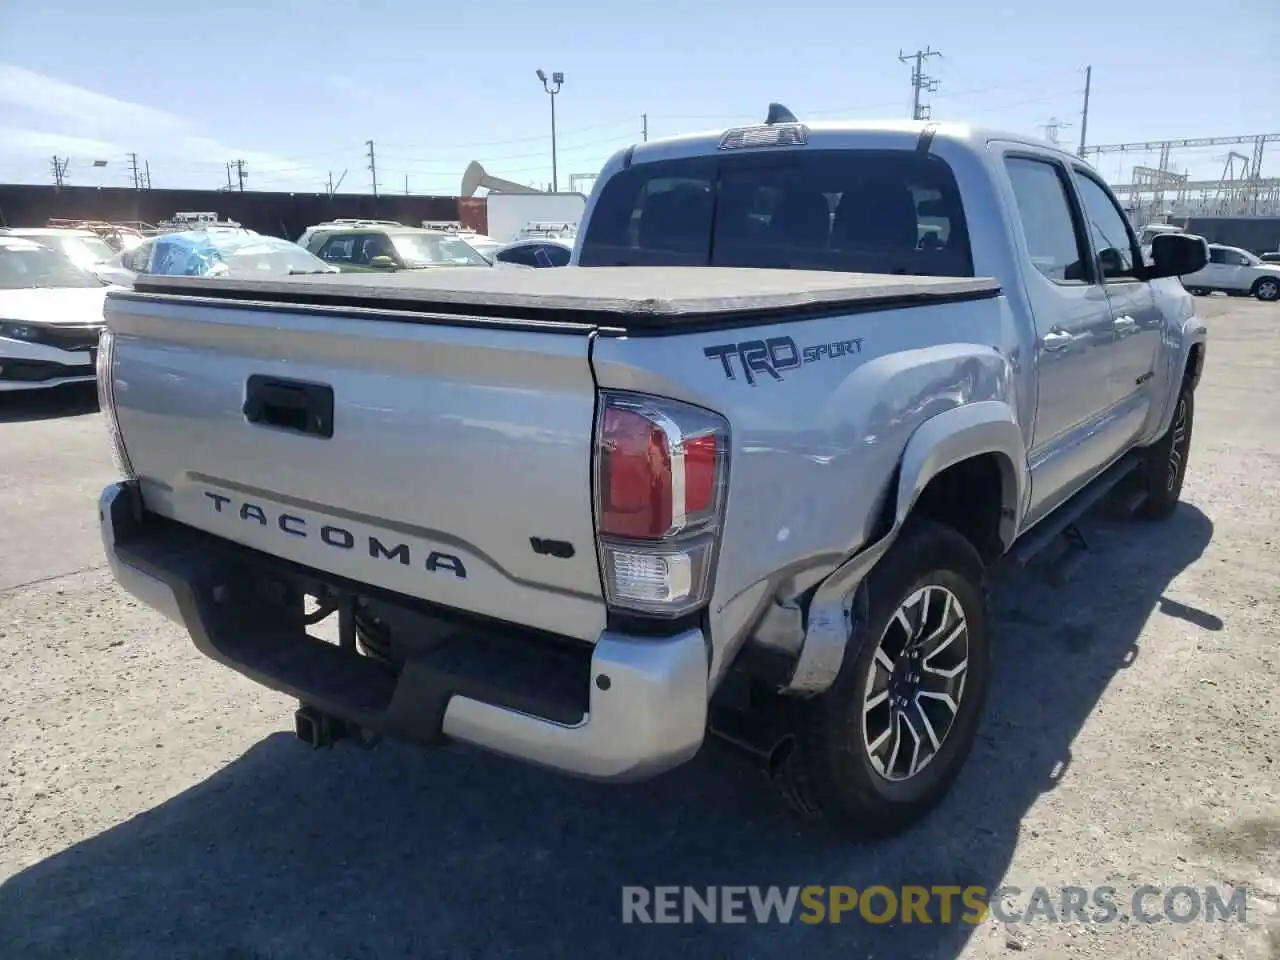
[105,293,606,642]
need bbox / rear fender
[782,400,1026,695]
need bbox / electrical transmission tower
[50,156,69,188]
[1042,117,1073,145]
[898,46,942,120]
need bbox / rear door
[106,293,607,641]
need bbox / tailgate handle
[243,375,334,438]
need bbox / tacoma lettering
[202,491,466,578]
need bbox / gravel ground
[1,297,1277,960]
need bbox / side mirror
[1148,233,1207,279]
[369,255,397,270]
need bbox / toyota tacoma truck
[95,111,1209,836]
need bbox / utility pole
[327,169,347,198]
[367,140,378,198]
[50,156,68,188]
[536,69,564,192]
[404,173,409,195]
[128,152,141,190]
[143,161,152,190]
[642,113,648,142]
[225,163,233,191]
[1077,65,1092,158]
[898,46,942,120]
[234,159,247,192]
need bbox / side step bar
[1005,453,1146,584]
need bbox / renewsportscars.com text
[621,885,1250,925]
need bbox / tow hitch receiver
[294,704,381,750]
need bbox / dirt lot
[1,297,1277,960]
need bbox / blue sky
[1,0,1276,195]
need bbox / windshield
[148,235,332,277]
[390,233,491,266]
[0,239,106,289]
[57,235,117,267]
[219,240,333,275]
[579,149,973,277]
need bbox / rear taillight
[594,392,729,618]
[97,327,136,479]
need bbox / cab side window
[1003,157,1089,284]
[316,235,356,264]
[1072,171,1142,281]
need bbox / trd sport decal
[703,335,864,385]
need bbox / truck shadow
[0,383,99,424]
[0,504,1215,960]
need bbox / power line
[898,46,942,120]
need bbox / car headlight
[0,321,39,341]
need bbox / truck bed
[127,266,1001,332]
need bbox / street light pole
[536,68,564,192]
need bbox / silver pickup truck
[96,112,1209,836]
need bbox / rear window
[578,149,972,277]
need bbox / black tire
[771,518,991,837]
[1185,287,1209,296]
[1252,276,1280,302]
[1138,376,1194,521]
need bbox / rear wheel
[771,519,991,836]
[1253,277,1280,302]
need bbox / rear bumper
[99,481,709,781]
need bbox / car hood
[0,286,110,325]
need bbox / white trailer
[484,193,586,245]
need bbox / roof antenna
[765,102,798,125]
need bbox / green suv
[298,220,491,272]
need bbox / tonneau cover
[127,266,1000,321]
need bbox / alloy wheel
[861,585,969,782]
[1167,396,1189,492]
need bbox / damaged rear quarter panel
[588,293,1021,689]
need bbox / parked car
[1181,243,1280,301]
[1,227,121,284]
[299,222,491,272]
[96,111,1208,836]
[107,231,338,281]
[488,237,574,268]
[1259,251,1280,264]
[459,234,504,262]
[0,235,110,393]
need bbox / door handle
[1041,329,1074,352]
[243,375,335,438]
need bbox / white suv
[1181,244,1280,302]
